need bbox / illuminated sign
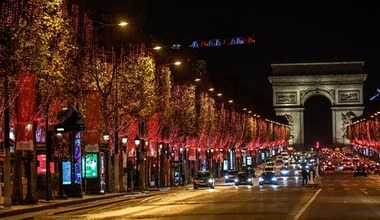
[37,154,55,174]
[246,156,252,166]
[62,161,71,185]
[82,153,98,178]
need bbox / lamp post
[179,147,183,186]
[102,133,110,193]
[197,148,201,170]
[134,135,140,189]
[158,143,163,187]
[122,137,128,191]
[209,148,214,175]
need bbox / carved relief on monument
[300,89,335,105]
[326,89,335,100]
[284,114,294,139]
[276,92,297,104]
[338,90,360,103]
[340,111,356,138]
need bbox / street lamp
[158,143,163,187]
[134,135,140,188]
[103,133,110,142]
[121,137,128,191]
[92,20,128,27]
[122,137,128,145]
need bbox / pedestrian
[309,166,316,183]
[301,168,308,185]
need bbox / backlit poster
[223,160,228,171]
[82,153,98,178]
[246,156,252,166]
[37,154,55,174]
[62,161,71,185]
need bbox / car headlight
[271,177,277,181]
[224,175,229,179]
[247,178,252,182]
[259,177,264,181]
[234,178,238,182]
[208,178,214,183]
[281,170,289,174]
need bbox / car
[234,172,254,186]
[294,166,302,176]
[224,169,239,183]
[367,164,380,174]
[298,162,310,170]
[342,161,354,171]
[353,166,368,177]
[259,172,278,185]
[263,165,276,173]
[275,159,285,168]
[323,162,335,171]
[193,170,215,189]
[243,167,256,178]
[280,166,290,176]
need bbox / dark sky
[143,1,380,114]
[90,1,380,118]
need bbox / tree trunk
[12,151,24,205]
[24,151,38,204]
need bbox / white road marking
[360,189,368,195]
[294,188,322,220]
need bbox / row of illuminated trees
[347,112,380,149]
[0,0,290,204]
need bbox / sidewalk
[0,187,170,218]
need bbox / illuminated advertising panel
[246,156,252,166]
[62,161,71,185]
[82,153,98,178]
[37,154,55,174]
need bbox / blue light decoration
[73,131,82,184]
[99,152,106,193]
[370,88,380,101]
[189,35,255,48]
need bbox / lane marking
[294,188,322,220]
[360,189,368,195]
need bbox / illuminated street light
[103,133,110,141]
[134,135,140,188]
[93,20,129,27]
[153,46,163,50]
[118,21,128,26]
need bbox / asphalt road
[7,170,380,220]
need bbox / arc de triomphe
[268,61,367,149]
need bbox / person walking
[301,168,308,185]
[309,166,316,183]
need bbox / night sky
[89,1,380,147]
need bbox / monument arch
[268,61,367,149]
